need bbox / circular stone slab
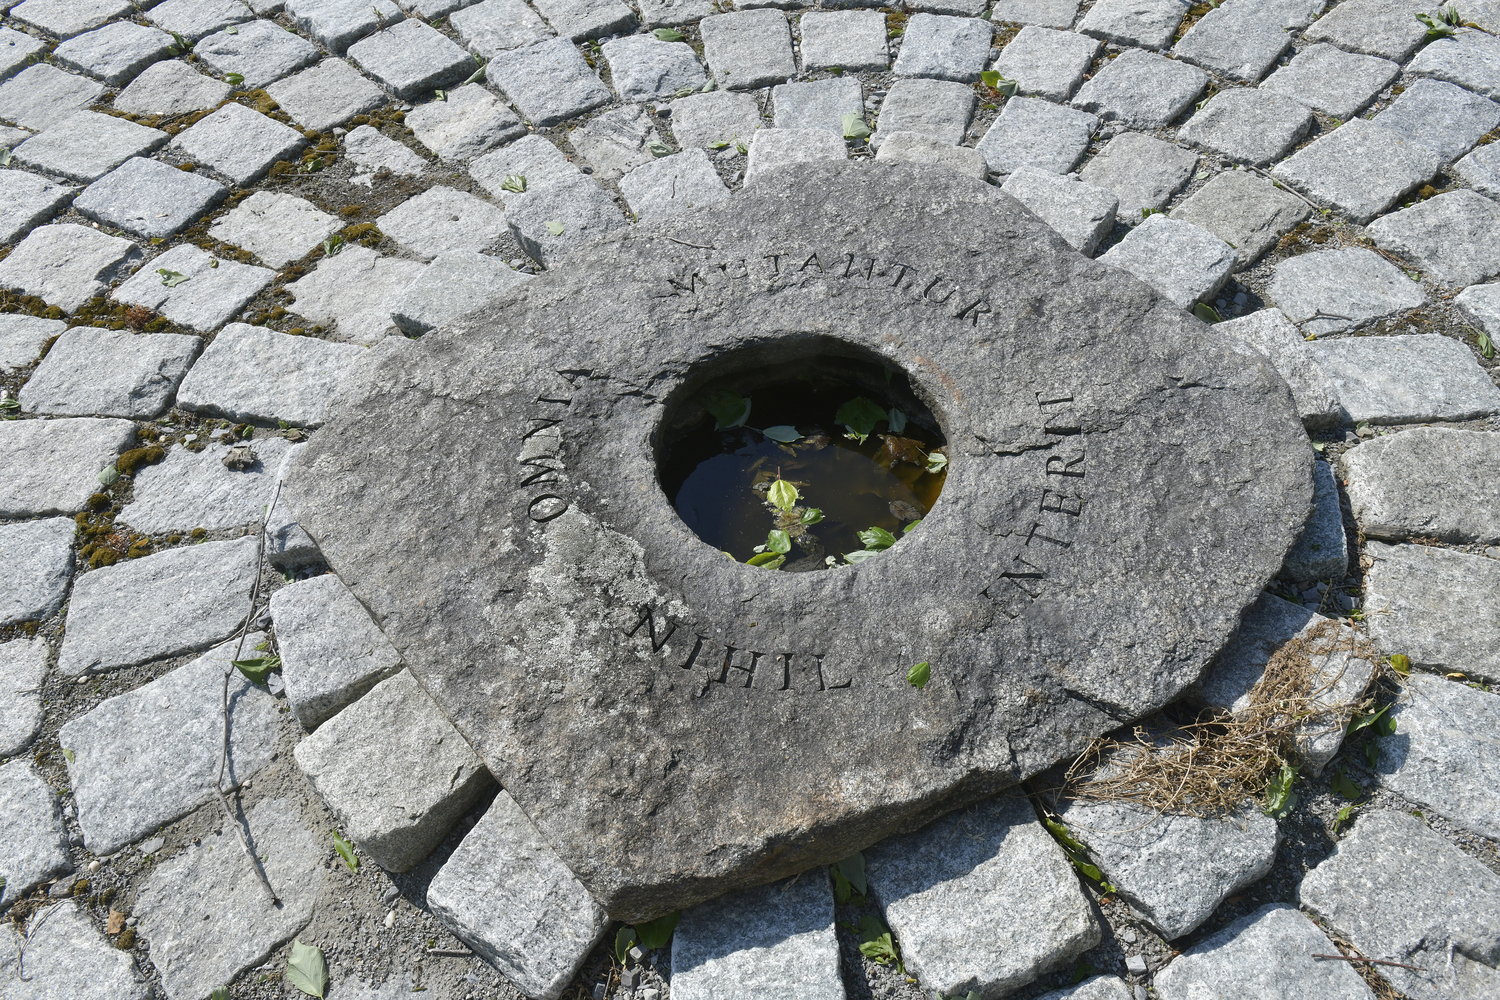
[289,161,1312,920]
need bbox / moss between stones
[116,445,164,476]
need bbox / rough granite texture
[1364,541,1500,681]
[1170,169,1309,268]
[1267,247,1426,335]
[0,901,148,1000]
[1342,426,1500,544]
[1000,166,1117,256]
[1280,459,1347,582]
[0,760,71,908]
[1305,333,1500,424]
[0,638,48,757]
[404,83,526,164]
[1097,213,1236,310]
[0,222,143,313]
[0,517,74,626]
[19,327,200,419]
[119,437,294,535]
[0,416,135,518]
[1367,189,1500,287]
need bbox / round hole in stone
[657,351,948,571]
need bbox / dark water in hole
[661,377,947,569]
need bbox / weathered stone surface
[0,637,47,757]
[671,870,843,1000]
[267,442,319,568]
[976,94,1098,174]
[992,0,1083,27]
[295,669,492,871]
[1267,248,1426,335]
[351,20,473,102]
[1343,427,1500,544]
[1098,213,1236,310]
[1078,131,1197,221]
[285,0,405,55]
[119,437,294,534]
[1409,27,1500,100]
[1371,78,1500,166]
[0,223,142,313]
[1299,809,1500,1000]
[74,157,229,240]
[1302,0,1429,62]
[0,314,64,372]
[450,0,554,59]
[772,76,862,132]
[568,104,660,182]
[60,631,280,854]
[112,244,275,333]
[867,796,1098,994]
[392,250,532,334]
[639,0,711,25]
[1261,43,1399,120]
[19,327,200,419]
[1078,0,1185,49]
[0,169,76,245]
[0,417,135,518]
[1037,977,1135,1000]
[377,185,509,261]
[56,536,259,677]
[472,133,581,196]
[1281,459,1347,582]
[1178,88,1316,167]
[1153,903,1375,1000]
[407,83,525,164]
[1364,541,1500,680]
[195,18,320,89]
[1456,279,1500,342]
[603,34,705,101]
[0,902,147,1000]
[874,130,988,180]
[533,0,637,40]
[800,9,887,71]
[426,790,610,1000]
[1172,2,1290,82]
[1170,170,1309,268]
[872,77,977,148]
[13,111,169,185]
[994,25,1100,102]
[0,26,46,83]
[1367,190,1500,287]
[1069,48,1208,129]
[892,13,991,82]
[144,0,253,43]
[1306,333,1500,424]
[0,64,104,131]
[114,59,233,117]
[0,761,70,908]
[169,102,306,187]
[288,160,1314,918]
[701,9,796,90]
[666,89,763,148]
[285,244,425,344]
[1454,142,1500,198]
[619,148,731,220]
[52,21,173,87]
[208,190,341,268]
[1001,166,1117,256]
[266,56,387,133]
[487,37,611,127]
[0,517,74,625]
[347,123,429,184]
[743,126,846,184]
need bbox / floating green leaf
[633,911,680,950]
[768,478,799,511]
[904,519,922,533]
[836,396,887,443]
[700,387,750,429]
[286,940,329,998]
[225,72,244,86]
[765,529,791,554]
[844,549,878,564]
[907,661,930,689]
[710,140,730,149]
[98,466,120,486]
[332,830,357,871]
[857,915,900,968]
[925,451,948,475]
[232,655,280,685]
[762,424,800,442]
[157,268,190,287]
[653,27,687,41]
[1331,766,1361,801]
[1263,763,1298,818]
[747,552,785,569]
[543,219,565,235]
[857,526,897,551]
[614,926,637,964]
[226,24,238,33]
[800,507,824,525]
[887,407,907,433]
[1389,653,1411,677]
[841,113,870,141]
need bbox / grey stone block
[1172,2,1288,82]
[0,761,70,911]
[1001,166,1117,256]
[1078,0,1187,49]
[873,77,976,148]
[134,798,323,1000]
[0,64,104,132]
[0,222,142,313]
[1281,459,1348,582]
[619,147,731,220]
[406,83,524,164]
[0,314,65,372]
[8,0,132,40]
[1153,903,1374,1000]
[1271,120,1439,224]
[266,57,387,133]
[640,0,712,26]
[1367,190,1500,287]
[427,790,610,1000]
[743,126,846,185]
[472,134,580,197]
[377,185,509,261]
[285,0,405,55]
[603,35,706,102]
[1261,43,1399,120]
[350,18,474,100]
[0,518,73,626]
[772,76,862,132]
[0,169,77,244]
[1298,808,1500,1000]
[144,0,253,43]
[569,104,660,182]
[391,250,529,334]
[800,10,887,71]
[666,89,763,148]
[1409,27,1500,100]
[449,0,554,59]
[504,173,627,264]
[1178,88,1316,167]
[487,37,611,127]
[1310,333,1500,424]
[976,94,1096,173]
[1364,541,1500,680]
[171,100,305,187]
[60,630,280,854]
[52,21,174,87]
[271,573,403,730]
[294,669,493,872]
[194,18,321,89]
[0,26,46,84]
[909,0,987,15]
[1347,429,1500,544]
[1302,0,1429,62]
[533,0,637,40]
[1213,308,1343,427]
[74,156,228,240]
[1454,141,1500,198]
[285,244,424,344]
[892,13,992,82]
[346,123,428,183]
[0,901,148,997]
[176,322,366,426]
[994,25,1100,102]
[266,442,319,567]
[1255,0,1330,29]
[1098,213,1235,309]
[1170,170,1308,268]
[119,437,293,534]
[57,535,259,677]
[114,59,233,117]
[1036,977,1135,1000]
[207,190,340,268]
[112,243,275,332]
[0,416,134,518]
[1457,279,1500,340]
[701,9,796,90]
[992,0,1082,27]
[867,796,1100,995]
[1079,132,1196,221]
[19,327,198,419]
[1069,47,1207,128]
[1372,78,1500,165]
[874,130,988,179]
[671,870,842,1000]
[0,638,46,758]
[412,0,472,14]
[1268,247,1424,335]
[13,111,169,185]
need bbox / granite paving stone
[1171,1,1289,82]
[1367,190,1500,287]
[1077,0,1187,49]
[0,64,105,132]
[294,669,493,871]
[1364,541,1500,679]
[412,0,473,14]
[376,185,509,261]
[175,321,366,425]
[265,57,387,133]
[1280,458,1347,582]
[891,13,992,82]
[619,147,731,219]
[1153,904,1375,1000]
[799,10,887,71]
[0,26,46,83]
[991,0,1081,26]
[0,223,142,313]
[12,111,170,184]
[1453,141,1500,198]
[59,631,280,855]
[0,127,30,151]
[1343,427,1500,544]
[194,18,321,89]
[134,798,323,1000]
[1298,809,1500,1000]
[74,157,228,240]
[568,104,660,182]
[700,9,796,90]
[0,902,149,997]
[874,130,988,179]
[1254,0,1332,29]
[1069,48,1207,128]
[0,761,69,910]
[1177,88,1316,166]
[113,60,233,117]
[503,173,628,263]
[472,132,578,195]
[1456,280,1500,339]
[52,21,175,87]
[19,327,199,419]
[119,437,293,534]
[0,314,64,372]
[1170,170,1309,268]
[1302,0,1430,62]
[426,790,610,1000]
[1271,120,1439,224]
[1268,247,1426,334]
[346,123,429,183]
[743,127,846,184]
[910,0,988,16]
[1098,213,1236,309]
[1261,43,1399,120]
[284,0,404,55]
[111,243,275,332]
[1408,27,1500,100]
[1036,977,1135,1000]
[284,244,425,344]
[532,0,637,40]
[207,190,341,268]
[1309,333,1500,423]
[487,37,611,126]
[772,76,862,132]
[0,518,74,626]
[603,35,706,102]
[0,169,77,243]
[866,796,1100,995]
[266,442,319,568]
[871,77,976,148]
[1001,166,1117,256]
[0,638,47,760]
[993,25,1100,102]
[0,417,134,517]
[975,94,1097,173]
[406,83,525,163]
[1079,132,1197,221]
[640,0,713,26]
[349,18,474,100]
[666,89,763,147]
[449,0,554,59]
[144,0,254,43]
[1371,78,1500,165]
[8,0,133,40]
[169,101,306,187]
[670,870,843,1000]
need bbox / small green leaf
[654,27,687,41]
[633,911,680,950]
[979,69,1000,88]
[907,661,930,689]
[543,220,565,235]
[463,57,487,85]
[1389,653,1411,677]
[746,552,785,569]
[648,140,673,157]
[0,148,10,167]
[1193,302,1224,324]
[857,916,900,968]
[1333,804,1356,833]
[1347,704,1390,737]
[614,926,637,964]
[700,387,750,429]
[322,234,343,257]
[887,407,907,433]
[800,507,824,525]
[1365,741,1379,767]
[766,529,791,554]
[857,526,897,551]
[211,989,231,1000]
[232,655,280,685]
[61,747,75,764]
[710,140,730,149]
[157,268,190,287]
[836,396,887,443]
[434,88,447,101]
[833,853,867,897]
[1375,709,1397,738]
[844,549,878,564]
[768,478,799,511]
[169,30,190,52]
[841,112,870,141]
[332,830,358,871]
[736,141,748,155]
[925,452,948,475]
[226,25,239,33]
[1331,766,1361,801]
[225,72,244,86]
[904,519,921,532]
[1263,763,1298,818]
[762,424,800,442]
[286,940,329,998]
[98,466,120,486]
[500,174,527,194]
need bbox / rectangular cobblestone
[1302,0,1430,62]
[176,321,366,427]
[18,326,199,419]
[1069,47,1207,128]
[169,102,306,186]
[1169,169,1308,267]
[75,156,229,239]
[194,18,321,89]
[1268,246,1426,335]
[640,0,713,26]
[976,94,1097,173]
[533,0,637,41]
[744,126,845,184]
[562,104,659,180]
[350,18,475,100]
[449,0,555,59]
[284,244,425,344]
[1177,88,1316,166]
[115,60,234,117]
[991,0,1081,27]
[0,416,135,517]
[620,147,731,219]
[1078,0,1186,49]
[377,185,509,261]
[1098,214,1236,309]
[1078,131,1197,221]
[873,77,976,147]
[0,169,77,243]
[874,130,987,179]
[391,249,531,334]
[504,172,627,263]
[666,89,764,147]
[0,314,65,373]
[0,64,105,131]
[0,518,75,627]
[8,0,133,39]
[207,190,340,268]
[1171,2,1289,82]
[0,222,142,313]
[487,37,611,126]
[994,26,1099,102]
[701,9,796,90]
[892,13,991,82]
[0,638,48,758]
[1307,333,1500,423]
[286,0,405,54]
[1370,77,1500,165]
[1408,28,1500,100]
[1270,119,1439,224]
[603,35,707,102]
[112,242,275,332]
[52,21,175,87]
[1261,43,1399,120]
[1368,189,1500,286]
[772,76,861,132]
[0,27,46,83]
[144,0,254,43]
[265,57,387,133]
[799,10,887,71]
[13,111,168,184]
[1002,166,1117,255]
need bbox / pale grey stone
[19,326,198,421]
[1310,333,1500,424]
[0,27,46,84]
[799,10,887,71]
[991,0,1081,27]
[701,9,796,90]
[119,437,293,534]
[1298,809,1500,1000]
[0,223,143,313]
[0,169,76,244]
[1170,170,1309,268]
[1080,132,1196,221]
[1454,142,1500,198]
[194,18,321,90]
[74,157,228,240]
[1069,48,1207,128]
[176,322,366,426]
[874,130,987,179]
[1178,88,1316,167]
[144,0,254,43]
[0,761,69,908]
[1409,27,1500,100]
[56,536,259,677]
[533,0,636,40]
[892,13,992,82]
[503,173,627,264]
[487,37,611,126]
[1254,0,1330,29]
[1098,214,1235,309]
[0,314,64,372]
[1302,0,1429,62]
[0,902,147,1000]
[1214,308,1342,426]
[0,64,104,132]
[1373,78,1500,167]
[1153,904,1375,1000]
[285,0,405,54]
[9,0,132,40]
[0,518,73,626]
[346,123,428,184]
[0,416,134,518]
[52,21,174,87]
[1036,977,1135,1000]
[112,244,275,332]
[1261,43,1399,120]
[1281,459,1347,582]
[994,25,1100,102]
[867,796,1099,995]
[568,104,660,182]
[1456,279,1500,337]
[377,185,509,261]
[114,60,233,117]
[135,798,323,1000]
[266,57,387,133]
[1268,248,1426,335]
[1078,0,1187,49]
[285,244,425,344]
[0,638,46,758]
[0,127,33,150]
[207,190,341,268]
[671,870,842,1000]
[910,0,987,15]
[170,101,305,187]
[976,94,1096,173]
[266,441,318,567]
[294,669,492,871]
[450,0,554,59]
[411,0,472,14]
[350,18,474,100]
[639,0,713,27]
[13,111,169,184]
[1367,190,1500,287]
[744,127,846,185]
[391,250,529,334]
[772,76,862,132]
[472,132,579,198]
[1002,166,1117,256]
[1364,541,1500,680]
[619,148,731,220]
[603,35,706,101]
[1171,2,1289,82]
[873,77,976,148]
[666,89,763,148]
[406,83,524,164]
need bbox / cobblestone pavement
[2,0,1500,997]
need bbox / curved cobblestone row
[1,0,1499,997]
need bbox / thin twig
[1246,165,1325,213]
[1314,954,1425,972]
[426,947,474,957]
[662,236,716,250]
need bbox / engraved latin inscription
[519,396,571,522]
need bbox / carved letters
[518,395,571,522]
